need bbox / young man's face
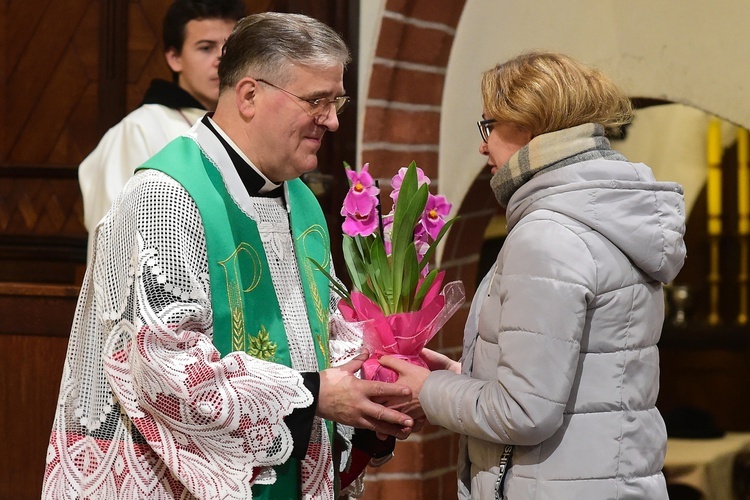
[166,18,236,110]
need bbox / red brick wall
[358,1,505,498]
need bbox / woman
[380,51,686,499]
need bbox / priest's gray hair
[218,12,351,91]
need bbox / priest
[43,12,414,500]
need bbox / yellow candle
[707,118,723,236]
[738,127,749,235]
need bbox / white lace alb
[43,158,362,498]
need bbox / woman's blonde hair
[481,51,633,137]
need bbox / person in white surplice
[43,12,415,500]
[78,0,245,235]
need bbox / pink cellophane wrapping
[337,272,465,382]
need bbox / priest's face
[166,18,236,111]
[249,64,345,183]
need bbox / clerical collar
[139,79,206,110]
[201,114,284,197]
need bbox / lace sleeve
[45,170,313,499]
[325,263,363,365]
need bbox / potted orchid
[315,161,464,382]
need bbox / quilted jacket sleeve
[420,217,596,445]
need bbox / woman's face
[479,110,532,175]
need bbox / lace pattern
[43,170,356,499]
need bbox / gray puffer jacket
[421,158,686,499]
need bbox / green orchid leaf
[390,164,429,307]
[307,257,350,302]
[418,216,459,273]
[355,234,384,310]
[391,183,428,283]
[395,183,429,238]
[369,235,393,313]
[351,235,381,302]
[392,165,425,230]
[342,235,368,293]
[413,268,438,310]
[399,242,420,311]
[368,264,391,314]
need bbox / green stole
[137,133,332,499]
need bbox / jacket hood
[505,159,687,283]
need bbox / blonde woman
[381,51,686,499]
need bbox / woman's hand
[376,356,430,420]
[421,348,461,374]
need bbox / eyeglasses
[256,78,351,118]
[477,118,497,143]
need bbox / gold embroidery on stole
[219,242,276,356]
[297,224,330,367]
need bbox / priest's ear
[234,77,258,119]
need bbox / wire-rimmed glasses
[256,78,351,118]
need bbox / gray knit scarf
[490,123,626,208]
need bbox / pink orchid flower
[420,193,452,239]
[342,163,379,217]
[341,163,381,237]
[413,225,430,258]
[331,161,463,322]
[412,225,431,276]
[342,206,380,237]
[381,211,394,255]
[390,165,429,203]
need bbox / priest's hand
[317,353,414,439]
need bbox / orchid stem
[374,179,384,237]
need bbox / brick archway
[358,1,491,498]
[361,0,480,349]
